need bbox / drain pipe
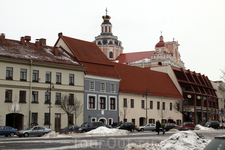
[29,60,33,127]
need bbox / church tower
[150,33,185,68]
[94,9,123,60]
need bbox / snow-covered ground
[41,124,215,150]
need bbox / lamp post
[143,89,151,125]
[47,82,54,129]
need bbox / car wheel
[10,132,14,137]
[5,135,8,137]
[130,128,134,132]
[141,128,144,132]
[82,130,86,133]
[24,133,29,137]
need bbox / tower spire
[105,7,108,15]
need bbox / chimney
[25,36,31,43]
[0,33,5,44]
[53,47,59,56]
[58,32,63,37]
[39,38,46,46]
[35,39,40,48]
[20,37,25,45]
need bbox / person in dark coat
[156,120,161,135]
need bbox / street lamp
[143,89,151,125]
[47,82,54,129]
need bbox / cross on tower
[105,8,108,15]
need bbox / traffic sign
[220,113,224,116]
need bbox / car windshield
[204,138,225,150]
[80,123,88,127]
[180,123,184,126]
[205,122,211,125]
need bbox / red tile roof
[55,35,120,79]
[0,38,83,67]
[115,51,154,64]
[58,35,112,65]
[114,63,183,99]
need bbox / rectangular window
[89,96,95,109]
[31,113,38,124]
[32,70,39,82]
[44,113,50,124]
[20,68,27,81]
[149,119,155,124]
[69,114,73,124]
[150,101,153,109]
[5,90,12,102]
[55,93,61,104]
[100,97,106,109]
[132,119,135,125]
[6,67,13,80]
[45,72,51,83]
[157,101,160,110]
[141,100,145,109]
[56,72,61,84]
[111,84,115,92]
[170,103,172,110]
[45,92,51,103]
[100,83,105,91]
[69,74,74,85]
[90,81,95,90]
[123,98,127,107]
[110,98,115,110]
[177,103,180,111]
[130,99,134,108]
[19,91,26,103]
[32,91,38,103]
[69,94,74,105]
[163,102,165,110]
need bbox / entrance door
[6,113,23,130]
[55,113,61,131]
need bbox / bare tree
[120,100,130,122]
[157,105,168,121]
[74,97,83,125]
[8,101,22,128]
[173,99,192,122]
[221,68,225,81]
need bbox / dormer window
[109,52,113,58]
[158,62,162,66]
[100,83,105,92]
[98,41,102,45]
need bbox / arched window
[109,41,113,44]
[158,62,162,66]
[98,41,102,45]
[105,26,107,32]
[109,26,111,32]
[109,52,113,58]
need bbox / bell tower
[94,8,123,60]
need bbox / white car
[136,123,156,132]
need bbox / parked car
[117,122,136,132]
[0,126,18,137]
[58,125,80,134]
[204,121,220,129]
[204,135,225,150]
[164,123,178,131]
[136,123,156,132]
[175,122,195,131]
[78,122,104,133]
[17,126,51,137]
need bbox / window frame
[123,98,127,108]
[56,72,61,84]
[55,93,61,104]
[69,74,74,85]
[31,113,38,124]
[45,92,51,104]
[32,70,39,82]
[69,94,74,105]
[109,96,117,111]
[32,91,38,103]
[150,101,153,109]
[44,113,50,125]
[130,99,134,108]
[87,94,97,110]
[45,72,51,83]
[157,101,160,110]
[100,82,105,92]
[111,84,115,92]
[99,95,107,110]
[19,91,26,103]
[6,67,13,80]
[162,102,165,110]
[170,103,172,111]
[20,68,27,81]
[89,81,95,90]
[141,100,145,109]
[5,89,12,102]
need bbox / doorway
[55,113,61,131]
[6,113,23,130]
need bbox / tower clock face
[187,94,191,98]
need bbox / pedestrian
[161,121,165,135]
[156,120,161,135]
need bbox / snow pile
[194,124,215,131]
[125,131,211,150]
[43,131,60,138]
[85,127,130,136]
[167,128,179,133]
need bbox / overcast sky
[1,0,225,81]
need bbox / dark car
[58,125,80,134]
[204,135,225,150]
[17,126,51,137]
[175,122,195,131]
[204,121,220,129]
[0,126,18,137]
[78,122,104,133]
[117,122,136,132]
[164,123,178,131]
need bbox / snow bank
[194,124,215,131]
[85,127,130,136]
[125,131,211,150]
